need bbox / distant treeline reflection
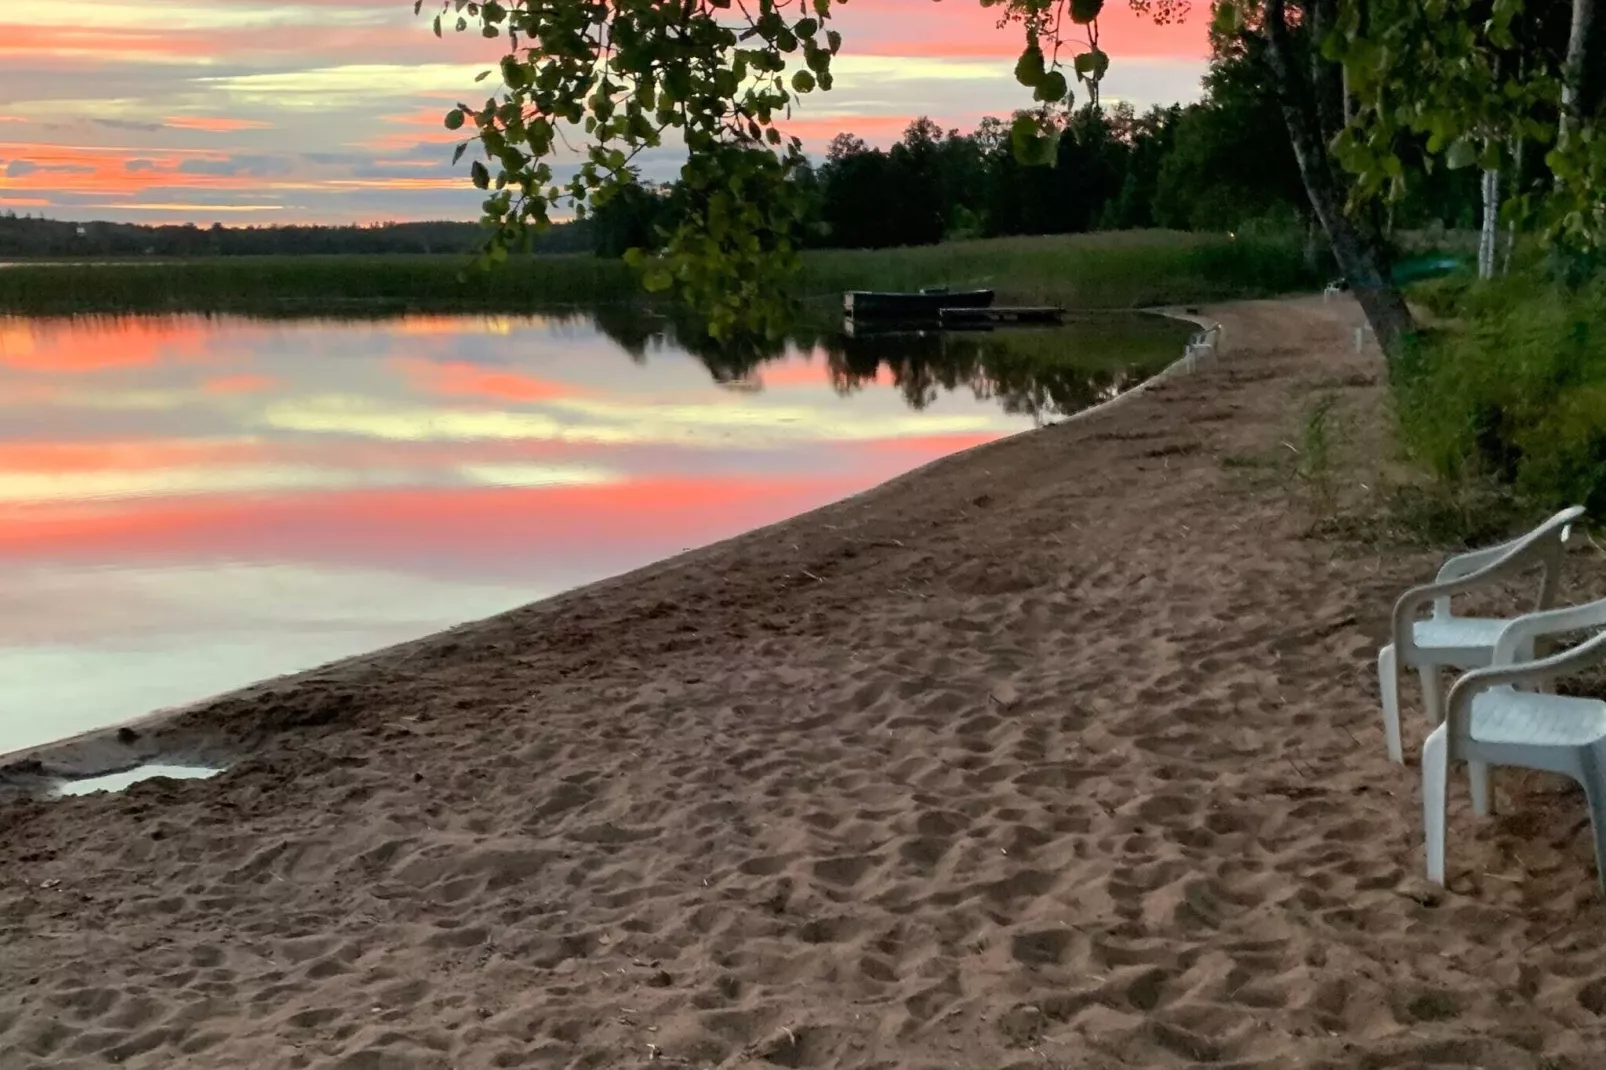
[579,303,1187,421]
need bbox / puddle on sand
[55,764,222,797]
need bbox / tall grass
[797,231,1320,308]
[0,230,1320,317]
[0,254,637,316]
[1395,273,1606,515]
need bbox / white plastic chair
[1183,323,1221,372]
[1424,596,1606,893]
[1380,506,1584,765]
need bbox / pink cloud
[393,356,576,403]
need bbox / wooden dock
[938,306,1065,326]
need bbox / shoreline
[8,295,1606,1069]
[0,306,1217,790]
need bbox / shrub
[1393,275,1606,515]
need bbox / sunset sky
[0,1,1209,224]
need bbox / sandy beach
[5,295,1606,1069]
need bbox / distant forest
[0,216,593,259]
[2,40,1485,263]
[591,44,1486,258]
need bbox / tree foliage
[424,0,1203,337]
[1322,0,1603,255]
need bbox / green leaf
[1014,44,1046,88]
[826,29,841,53]
[444,108,465,130]
[642,266,673,292]
[1446,139,1477,169]
[1073,49,1109,83]
[795,17,818,37]
[1034,69,1069,103]
[1010,113,1057,166]
[471,160,490,189]
[452,142,468,165]
[791,70,816,92]
[1069,0,1103,24]
[1211,2,1239,34]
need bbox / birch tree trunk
[1479,160,1500,279]
[1560,0,1602,148]
[1265,0,1415,360]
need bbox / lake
[0,307,1189,755]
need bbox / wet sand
[4,296,1606,1069]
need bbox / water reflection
[556,304,1187,423]
[55,764,221,797]
[0,308,1187,753]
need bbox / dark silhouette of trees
[0,215,591,259]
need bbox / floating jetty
[843,288,995,319]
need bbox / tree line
[0,216,592,259]
[591,51,1486,258]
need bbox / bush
[1394,275,1606,515]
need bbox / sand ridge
[4,296,1606,1068]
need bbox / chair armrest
[1445,629,1606,736]
[1392,550,1545,649]
[1492,596,1606,665]
[1434,506,1584,583]
[1435,539,1520,583]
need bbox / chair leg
[1423,726,1450,886]
[1419,665,1444,724]
[1469,761,1493,817]
[1584,745,1606,898]
[1379,644,1403,764]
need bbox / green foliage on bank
[0,255,638,316]
[1396,274,1606,514]
[797,231,1320,308]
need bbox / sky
[0,1,1209,224]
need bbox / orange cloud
[0,439,269,474]
[394,356,574,403]
[361,107,464,151]
[0,317,213,373]
[779,114,924,146]
[0,141,458,198]
[751,360,901,388]
[0,25,219,61]
[0,24,460,65]
[839,0,1207,61]
[0,476,857,568]
[864,431,1002,454]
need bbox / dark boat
[843,287,995,319]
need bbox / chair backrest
[1435,506,1586,585]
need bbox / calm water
[0,308,1187,754]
